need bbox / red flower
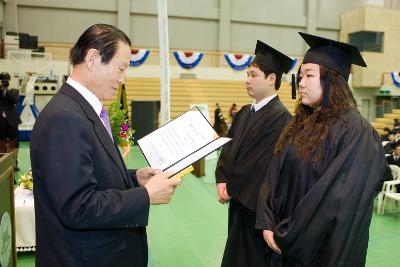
[120,132,126,138]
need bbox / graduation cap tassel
[291,73,296,99]
[322,73,331,108]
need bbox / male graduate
[215,40,293,267]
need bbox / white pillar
[118,0,130,36]
[218,0,231,66]
[157,0,170,124]
[3,0,18,32]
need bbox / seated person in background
[228,103,238,121]
[213,103,228,137]
[387,141,400,167]
[395,130,400,141]
[384,131,396,154]
[381,127,391,141]
[386,141,400,191]
[394,118,400,131]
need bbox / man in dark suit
[0,72,21,170]
[387,141,400,166]
[215,40,293,267]
[0,72,21,139]
[30,24,181,267]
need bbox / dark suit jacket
[0,88,22,126]
[387,155,400,167]
[30,83,150,267]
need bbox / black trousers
[221,199,270,267]
[0,116,19,147]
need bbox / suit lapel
[59,83,132,188]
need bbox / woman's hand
[263,230,281,254]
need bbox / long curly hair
[274,65,358,161]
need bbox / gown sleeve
[255,155,282,231]
[215,108,243,183]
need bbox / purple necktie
[100,106,113,141]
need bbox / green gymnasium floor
[15,142,399,267]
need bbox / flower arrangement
[108,102,135,148]
[19,169,33,190]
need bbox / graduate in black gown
[256,32,388,267]
[215,40,293,267]
[214,103,228,137]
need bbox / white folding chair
[379,165,400,214]
[384,192,400,213]
[382,141,389,147]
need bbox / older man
[30,24,181,267]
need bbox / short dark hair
[69,24,131,66]
[250,61,282,89]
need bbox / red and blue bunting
[289,58,298,72]
[173,51,204,69]
[130,48,150,67]
[224,54,253,70]
[391,71,400,88]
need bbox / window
[348,31,384,52]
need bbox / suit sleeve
[255,156,280,231]
[32,111,150,230]
[128,169,138,184]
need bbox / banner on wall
[390,71,400,88]
[173,51,204,69]
[289,58,298,72]
[129,49,150,67]
[224,54,253,70]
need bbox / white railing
[6,50,54,75]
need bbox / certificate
[137,106,231,174]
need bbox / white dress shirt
[251,93,277,113]
[66,78,104,123]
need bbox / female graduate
[255,32,388,267]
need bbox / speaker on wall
[131,100,160,143]
[18,33,29,49]
[29,35,38,50]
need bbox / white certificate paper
[137,107,231,174]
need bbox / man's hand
[216,183,231,204]
[136,167,161,186]
[144,171,182,204]
[263,230,281,254]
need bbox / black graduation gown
[216,96,292,267]
[214,107,228,136]
[256,108,388,267]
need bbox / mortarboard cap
[253,40,294,76]
[299,32,367,81]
